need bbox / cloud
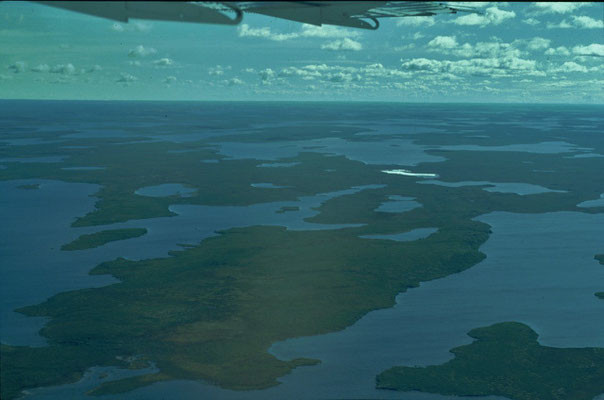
[208,65,231,76]
[259,68,276,82]
[453,6,515,26]
[128,45,157,57]
[227,77,243,86]
[50,64,76,75]
[237,23,360,42]
[532,2,589,14]
[527,37,551,51]
[111,23,125,32]
[400,54,539,77]
[31,64,50,73]
[548,16,604,29]
[553,61,588,73]
[112,21,152,33]
[321,38,362,51]
[237,24,297,41]
[427,36,458,50]
[571,16,604,29]
[116,72,137,83]
[545,46,570,56]
[278,66,322,80]
[8,61,27,73]
[572,44,604,57]
[523,18,540,26]
[153,58,173,66]
[396,16,435,27]
[163,75,177,84]
[88,65,102,73]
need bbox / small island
[276,206,299,213]
[597,255,603,299]
[376,322,604,400]
[17,183,40,190]
[61,228,147,251]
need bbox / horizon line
[1,98,603,106]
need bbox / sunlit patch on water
[257,162,300,168]
[578,194,604,208]
[0,156,67,163]
[381,169,438,178]
[61,166,106,171]
[251,183,290,189]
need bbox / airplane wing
[33,1,478,30]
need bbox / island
[61,228,148,251]
[376,322,604,400]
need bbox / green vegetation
[2,103,604,398]
[61,228,147,251]
[1,218,489,398]
[16,183,40,190]
[376,322,604,400]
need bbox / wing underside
[33,1,478,30]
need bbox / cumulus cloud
[453,6,515,26]
[88,64,102,73]
[533,2,589,14]
[571,16,604,29]
[128,45,157,57]
[237,23,360,42]
[400,55,539,77]
[31,64,50,73]
[548,16,604,29]
[259,68,276,82]
[396,16,435,27]
[112,21,152,33]
[237,24,297,41]
[553,61,588,73]
[111,23,125,32]
[208,65,231,76]
[527,37,551,51]
[321,38,362,51]
[227,77,243,86]
[545,46,570,56]
[163,75,177,84]
[116,72,137,83]
[299,24,361,39]
[572,44,604,57]
[50,64,76,75]
[523,18,540,26]
[153,58,173,66]
[8,61,27,73]
[427,36,458,50]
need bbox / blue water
[1,101,603,400]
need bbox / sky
[1,1,603,103]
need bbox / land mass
[61,228,148,251]
[17,183,39,190]
[1,219,488,399]
[376,322,604,400]
[596,254,603,299]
